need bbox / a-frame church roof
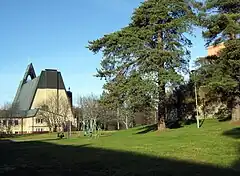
[13,63,38,110]
[13,63,66,112]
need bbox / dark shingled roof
[38,70,65,89]
[0,109,39,119]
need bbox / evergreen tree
[88,0,197,129]
[202,0,240,45]
[198,0,240,120]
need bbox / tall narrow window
[8,120,13,126]
[14,120,19,126]
[36,119,41,124]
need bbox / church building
[0,63,75,134]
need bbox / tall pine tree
[88,0,197,129]
[198,0,240,120]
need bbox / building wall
[31,88,65,108]
[0,88,76,134]
[0,118,22,134]
[31,88,75,124]
[0,116,49,134]
[207,43,225,56]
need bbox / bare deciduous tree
[38,93,73,132]
[76,94,103,132]
[0,102,19,134]
[72,106,82,131]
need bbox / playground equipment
[57,132,64,139]
[82,119,102,139]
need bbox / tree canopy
[88,0,198,129]
[196,0,240,120]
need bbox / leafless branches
[37,93,72,132]
[0,102,19,134]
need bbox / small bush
[57,132,65,139]
[215,107,231,121]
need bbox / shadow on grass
[199,119,205,128]
[136,124,158,134]
[0,132,49,139]
[222,127,240,171]
[222,127,240,139]
[218,116,232,122]
[0,139,239,175]
[136,120,183,134]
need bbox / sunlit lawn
[1,120,239,175]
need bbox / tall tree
[198,0,240,121]
[88,0,197,129]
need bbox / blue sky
[0,0,207,105]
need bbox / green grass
[0,120,239,175]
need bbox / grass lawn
[0,120,239,175]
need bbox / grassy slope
[1,120,240,175]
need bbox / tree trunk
[176,94,181,120]
[67,120,71,138]
[157,84,166,130]
[117,120,120,130]
[154,111,157,124]
[124,116,128,129]
[116,107,120,130]
[104,121,107,130]
[232,96,240,121]
[53,125,57,132]
[157,31,166,130]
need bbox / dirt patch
[156,128,170,135]
[230,120,240,126]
